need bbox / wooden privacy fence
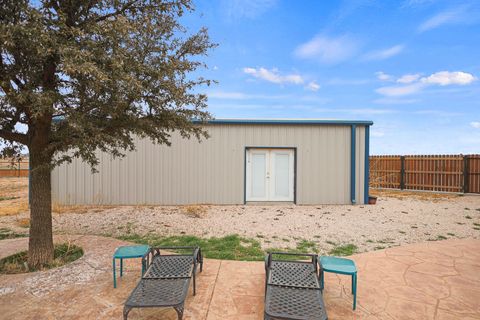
[370,155,480,194]
[0,159,29,177]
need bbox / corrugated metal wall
[52,124,367,205]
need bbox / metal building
[52,119,373,205]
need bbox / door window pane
[274,153,290,197]
[251,153,266,198]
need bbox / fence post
[463,156,469,194]
[400,156,405,190]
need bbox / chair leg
[174,304,184,320]
[320,270,324,291]
[123,306,131,320]
[193,272,196,296]
[113,258,116,288]
[353,272,357,310]
[120,258,123,277]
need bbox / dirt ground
[1,177,479,254]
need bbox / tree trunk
[27,126,54,268]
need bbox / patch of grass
[329,244,357,256]
[118,234,265,261]
[0,243,83,274]
[0,196,19,201]
[296,240,318,253]
[465,215,472,219]
[0,228,28,240]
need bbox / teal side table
[113,245,150,288]
[320,256,358,310]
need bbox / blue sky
[184,0,480,155]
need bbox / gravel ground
[1,178,479,254]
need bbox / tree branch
[0,129,28,145]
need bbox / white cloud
[364,45,404,61]
[418,7,467,32]
[421,71,476,86]
[471,122,480,129]
[294,34,360,64]
[376,71,476,96]
[243,67,304,85]
[305,81,320,91]
[376,71,393,81]
[397,73,421,83]
[376,83,424,97]
[373,98,419,104]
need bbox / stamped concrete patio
[0,235,479,319]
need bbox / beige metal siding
[52,124,367,205]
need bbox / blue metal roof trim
[193,119,373,126]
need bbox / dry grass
[16,218,30,228]
[0,201,29,216]
[370,189,460,201]
[183,205,209,218]
[52,203,114,215]
[0,178,29,216]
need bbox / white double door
[246,148,294,202]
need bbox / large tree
[0,0,215,268]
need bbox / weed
[0,228,27,240]
[183,205,208,218]
[296,240,318,253]
[329,244,357,256]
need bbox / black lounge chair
[264,252,328,320]
[123,246,203,320]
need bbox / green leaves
[0,0,216,168]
